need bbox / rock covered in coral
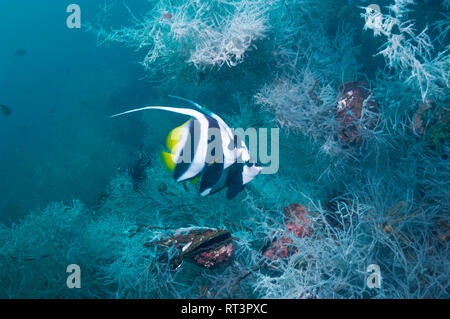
[263,237,295,260]
[284,203,314,238]
[147,228,234,270]
[412,99,450,152]
[412,100,434,136]
[191,241,234,269]
[336,81,378,145]
[263,204,314,260]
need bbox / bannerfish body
[111,96,262,199]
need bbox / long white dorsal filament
[111,106,209,182]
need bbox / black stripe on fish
[199,161,225,195]
[174,113,222,183]
[225,163,244,199]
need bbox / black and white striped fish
[111,96,262,199]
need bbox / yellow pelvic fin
[189,177,200,184]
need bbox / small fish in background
[14,49,27,57]
[111,96,262,199]
[81,102,89,106]
[0,104,11,116]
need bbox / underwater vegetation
[0,0,449,298]
[127,149,152,193]
[89,0,273,72]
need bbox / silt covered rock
[146,228,234,270]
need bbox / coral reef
[89,0,273,73]
[0,0,448,299]
[361,0,449,101]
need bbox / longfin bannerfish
[111,98,262,199]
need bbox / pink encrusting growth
[162,12,172,20]
[263,204,314,260]
[284,204,314,239]
[193,242,234,269]
[336,82,379,146]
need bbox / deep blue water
[0,1,147,221]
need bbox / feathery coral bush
[361,0,449,101]
[91,0,273,72]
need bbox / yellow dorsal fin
[160,151,176,171]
